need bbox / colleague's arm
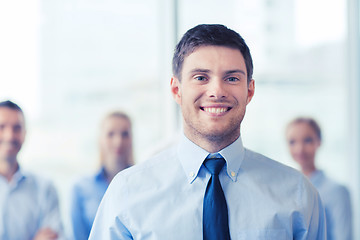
[331,186,353,240]
[38,181,65,240]
[70,185,90,240]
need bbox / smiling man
[0,100,64,240]
[171,45,253,153]
[89,24,326,239]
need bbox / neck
[0,157,19,182]
[105,171,117,183]
[301,165,317,177]
[184,131,240,153]
[104,163,129,183]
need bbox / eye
[194,76,207,81]
[304,137,314,144]
[121,131,130,138]
[13,125,22,133]
[226,77,239,82]
[288,140,295,145]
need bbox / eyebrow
[189,69,211,75]
[189,68,246,76]
[224,70,246,76]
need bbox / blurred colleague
[286,117,352,240]
[89,24,325,239]
[70,111,134,240]
[0,100,64,240]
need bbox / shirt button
[231,171,236,177]
[189,172,195,178]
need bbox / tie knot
[204,157,226,175]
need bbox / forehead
[288,122,315,135]
[102,116,131,129]
[182,45,246,72]
[0,107,25,125]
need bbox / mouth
[200,107,232,114]
[0,141,20,152]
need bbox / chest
[123,176,297,240]
[0,184,41,240]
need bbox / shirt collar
[178,134,245,183]
[218,135,245,182]
[95,167,108,182]
[2,166,26,188]
[309,169,325,187]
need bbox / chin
[204,131,235,143]
[295,158,311,165]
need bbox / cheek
[305,145,318,155]
[233,88,249,101]
[183,85,203,101]
[101,139,112,150]
[16,133,25,142]
[289,145,306,160]
[289,147,299,157]
[122,139,132,149]
[288,144,297,153]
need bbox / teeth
[203,107,228,113]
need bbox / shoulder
[319,174,351,204]
[242,149,318,200]
[97,146,179,218]
[71,171,110,204]
[72,173,99,191]
[106,145,178,196]
[21,171,56,191]
[20,171,60,203]
[120,145,177,176]
[322,174,349,194]
[243,148,303,177]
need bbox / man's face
[286,122,321,169]
[0,107,26,162]
[99,116,132,172]
[171,45,254,147]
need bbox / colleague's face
[171,45,254,145]
[100,116,132,169]
[0,107,26,161]
[286,122,321,168]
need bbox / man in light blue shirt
[89,24,326,239]
[0,100,65,240]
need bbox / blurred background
[0,0,359,237]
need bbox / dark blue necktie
[203,156,231,240]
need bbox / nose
[113,134,124,147]
[2,127,16,141]
[207,79,227,99]
[293,142,305,154]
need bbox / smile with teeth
[201,107,231,113]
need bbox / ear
[170,77,182,105]
[246,79,255,105]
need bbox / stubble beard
[183,111,245,150]
[0,142,21,165]
[0,153,18,167]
